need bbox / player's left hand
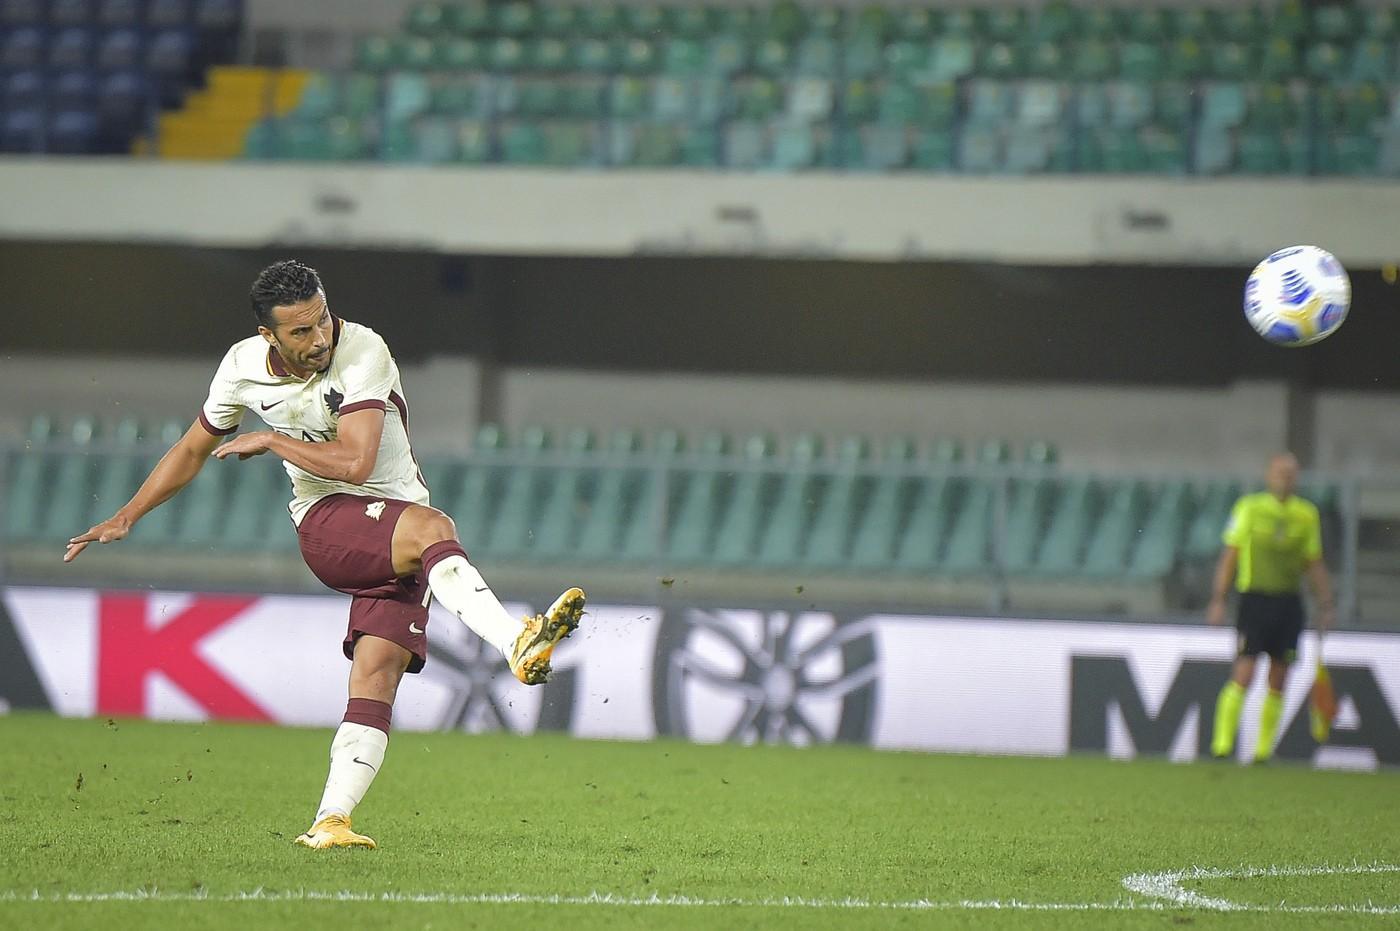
[211,431,274,461]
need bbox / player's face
[1266,454,1299,499]
[261,293,334,377]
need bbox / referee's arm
[1306,559,1336,633]
[1207,546,1239,626]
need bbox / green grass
[0,713,1396,929]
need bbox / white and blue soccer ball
[1243,245,1351,347]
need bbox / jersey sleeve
[336,329,396,416]
[1303,503,1323,561]
[198,346,245,436]
[1221,497,1250,548]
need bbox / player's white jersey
[200,316,430,524]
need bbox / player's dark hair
[250,260,324,328]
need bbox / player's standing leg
[295,635,410,849]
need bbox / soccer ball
[1243,245,1351,347]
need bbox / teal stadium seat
[617,428,685,563]
[5,415,58,541]
[1081,480,1150,577]
[668,432,733,564]
[711,434,780,567]
[1035,477,1098,575]
[756,434,825,568]
[531,429,598,562]
[849,436,920,569]
[575,428,644,562]
[804,436,873,569]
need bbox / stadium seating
[4,414,1341,601]
[158,0,1400,175]
[0,0,243,154]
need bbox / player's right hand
[1206,596,1227,627]
[64,515,132,563]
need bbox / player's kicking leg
[295,634,409,849]
[401,511,585,685]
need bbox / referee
[1207,452,1335,763]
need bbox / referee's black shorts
[1235,592,1305,662]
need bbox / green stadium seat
[1107,81,1153,129]
[1164,38,1207,80]
[667,432,734,564]
[1200,83,1247,129]
[967,80,1012,126]
[1074,83,1109,128]
[406,2,447,36]
[912,130,955,171]
[1025,41,1065,79]
[1078,8,1118,39]
[981,7,1025,42]
[484,426,551,558]
[893,7,936,41]
[712,5,757,39]
[339,74,380,119]
[1127,481,1190,578]
[770,123,828,170]
[445,431,504,555]
[1081,481,1150,577]
[531,37,572,72]
[1183,480,1240,560]
[609,76,650,120]
[940,9,978,37]
[400,36,436,71]
[487,37,528,72]
[495,0,538,36]
[1305,42,1346,82]
[564,79,608,120]
[1322,132,1379,175]
[1271,0,1307,40]
[1017,80,1065,127]
[787,77,834,123]
[355,36,396,73]
[434,36,483,71]
[735,78,781,120]
[1118,41,1164,81]
[1170,7,1215,40]
[619,38,662,74]
[1002,477,1054,573]
[883,40,928,81]
[1257,37,1298,82]
[1349,40,1393,83]
[1033,2,1078,42]
[752,39,792,76]
[1312,5,1356,41]
[1216,7,1259,43]
[662,37,706,76]
[622,3,664,35]
[1005,127,1065,173]
[806,6,844,37]
[842,124,909,170]
[222,458,285,550]
[755,434,824,567]
[445,0,491,36]
[385,72,431,122]
[573,37,620,73]
[1155,82,1195,128]
[500,122,547,164]
[1035,477,1098,575]
[706,35,748,76]
[1143,125,1186,173]
[893,471,963,571]
[1341,83,1386,132]
[576,429,644,562]
[724,121,767,169]
[455,120,492,163]
[1069,39,1114,80]
[650,77,690,122]
[943,477,996,574]
[980,42,1024,79]
[532,429,597,562]
[851,5,892,41]
[1363,7,1397,39]
[1079,127,1146,172]
[277,117,367,161]
[1246,82,1296,130]
[538,3,578,37]
[849,436,919,568]
[681,126,722,166]
[294,72,338,119]
[842,36,883,80]
[804,436,872,568]
[796,36,839,76]
[1123,7,1168,42]
[1237,130,1303,175]
[760,1,805,41]
[669,6,713,39]
[842,79,876,122]
[1210,41,1252,81]
[928,36,977,82]
[958,127,1001,172]
[5,416,58,541]
[170,455,229,550]
[1024,440,1059,466]
[519,79,569,118]
[578,3,621,37]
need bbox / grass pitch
[0,713,1396,929]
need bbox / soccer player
[1206,452,1334,763]
[63,260,586,849]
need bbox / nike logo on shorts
[409,622,424,635]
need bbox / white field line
[0,875,1398,915]
[1121,862,1400,912]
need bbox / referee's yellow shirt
[1221,492,1323,595]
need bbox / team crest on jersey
[325,386,344,415]
[365,501,386,521]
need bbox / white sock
[315,722,388,822]
[427,554,523,656]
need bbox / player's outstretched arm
[64,419,224,562]
[211,407,385,485]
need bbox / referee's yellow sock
[1211,681,1245,758]
[1255,689,1284,762]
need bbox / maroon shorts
[297,493,430,673]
